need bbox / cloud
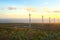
[41,7,60,13]
[0,7,17,10]
[25,7,37,12]
[47,10,60,13]
[7,7,16,10]
[0,6,37,12]
[0,14,29,19]
[41,7,50,13]
[53,11,60,13]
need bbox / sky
[0,0,60,19]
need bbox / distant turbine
[58,18,59,23]
[26,7,36,27]
[54,18,55,23]
[42,16,43,23]
[29,13,31,27]
[49,17,51,23]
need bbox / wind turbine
[26,7,36,27]
[54,18,55,23]
[42,16,44,23]
[58,18,59,23]
[49,17,51,23]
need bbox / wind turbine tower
[29,13,31,27]
[49,17,51,23]
[42,16,44,23]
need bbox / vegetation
[0,23,60,40]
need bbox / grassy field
[0,23,60,40]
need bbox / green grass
[0,23,60,40]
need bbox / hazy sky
[0,0,60,19]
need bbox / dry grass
[0,23,60,40]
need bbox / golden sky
[0,0,60,19]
